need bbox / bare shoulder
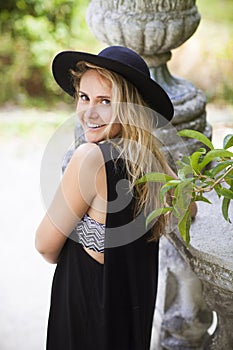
[75,142,101,155]
[65,142,104,174]
[73,142,103,164]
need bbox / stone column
[86,1,214,349]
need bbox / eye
[102,99,111,105]
[79,93,89,101]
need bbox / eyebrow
[78,90,111,99]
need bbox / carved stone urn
[87,0,200,59]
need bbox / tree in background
[0,0,100,106]
[0,0,232,107]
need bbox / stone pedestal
[167,191,233,350]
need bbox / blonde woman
[36,46,194,350]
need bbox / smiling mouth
[86,122,106,129]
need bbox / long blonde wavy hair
[71,61,169,241]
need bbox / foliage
[136,130,233,247]
[0,0,101,106]
[198,0,233,105]
[170,0,233,106]
[197,0,233,24]
[0,0,233,107]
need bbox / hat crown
[98,46,150,77]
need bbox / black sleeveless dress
[46,141,159,350]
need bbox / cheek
[76,105,85,123]
[76,101,82,113]
[110,123,122,137]
[100,107,112,122]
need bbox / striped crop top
[74,214,105,253]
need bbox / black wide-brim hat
[52,46,174,126]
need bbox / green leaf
[194,195,212,204]
[225,170,233,186]
[198,149,233,171]
[204,170,213,177]
[223,134,233,149]
[146,207,173,227]
[197,147,207,153]
[173,180,194,219]
[176,156,191,168]
[135,172,174,185]
[177,165,194,181]
[214,184,223,198]
[210,160,233,177]
[178,209,191,247]
[190,149,206,173]
[178,129,214,150]
[166,179,181,185]
[159,181,180,202]
[225,180,233,187]
[222,197,231,223]
[218,187,233,199]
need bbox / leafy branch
[136,130,233,247]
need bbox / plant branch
[196,165,233,193]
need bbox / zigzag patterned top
[74,214,105,253]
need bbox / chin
[84,132,106,143]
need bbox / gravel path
[0,105,232,350]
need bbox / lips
[86,122,106,129]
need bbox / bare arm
[35,143,103,263]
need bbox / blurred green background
[0,0,232,108]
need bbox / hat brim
[52,50,174,126]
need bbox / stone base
[164,191,233,350]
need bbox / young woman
[35,46,192,350]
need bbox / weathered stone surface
[151,63,211,167]
[190,191,233,274]
[202,282,233,350]
[168,191,233,350]
[151,236,212,350]
[87,0,200,59]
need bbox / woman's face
[76,69,121,143]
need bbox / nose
[83,105,99,120]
